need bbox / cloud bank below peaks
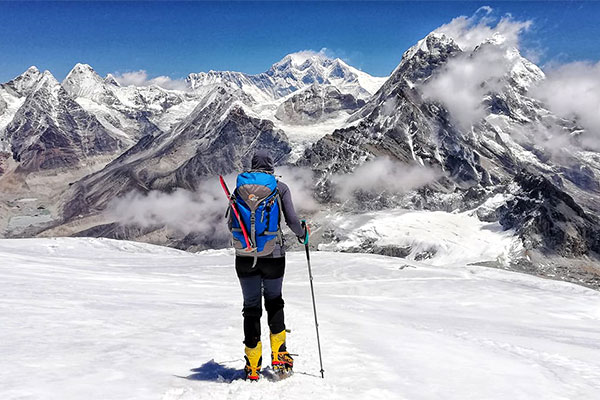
[112,70,188,91]
[107,179,228,240]
[332,157,441,202]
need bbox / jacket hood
[251,150,274,173]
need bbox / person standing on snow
[226,149,309,380]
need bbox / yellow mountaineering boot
[244,342,262,381]
[270,330,293,372]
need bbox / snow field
[1,237,600,400]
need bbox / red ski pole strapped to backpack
[219,175,253,252]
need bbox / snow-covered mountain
[3,69,120,171]
[2,237,600,399]
[0,53,386,245]
[186,51,387,103]
[0,53,386,177]
[62,63,122,106]
[61,63,184,144]
[1,67,42,152]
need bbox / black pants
[236,256,286,348]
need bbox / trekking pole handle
[300,219,310,245]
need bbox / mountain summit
[62,63,120,105]
[186,51,387,102]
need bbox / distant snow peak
[282,49,330,68]
[104,74,120,87]
[25,65,40,74]
[5,66,43,96]
[434,7,532,51]
[35,70,60,92]
[69,63,98,76]
[63,63,104,89]
[402,32,458,61]
[62,63,119,106]
[186,51,387,103]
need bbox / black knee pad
[242,305,262,318]
[264,296,284,314]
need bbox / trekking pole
[301,220,324,379]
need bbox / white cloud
[286,48,332,66]
[530,61,600,150]
[107,179,229,239]
[435,7,532,51]
[112,70,188,91]
[277,166,319,212]
[511,124,579,162]
[421,45,510,130]
[331,157,441,201]
[107,169,319,240]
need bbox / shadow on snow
[175,359,320,383]
[177,359,245,383]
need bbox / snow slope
[1,238,600,400]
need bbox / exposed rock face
[0,152,9,175]
[0,94,8,113]
[275,85,365,124]
[1,67,40,150]
[302,33,532,182]
[5,71,120,171]
[498,172,600,257]
[300,34,463,175]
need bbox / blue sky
[0,1,598,82]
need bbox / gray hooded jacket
[233,150,305,258]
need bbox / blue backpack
[229,171,283,263]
